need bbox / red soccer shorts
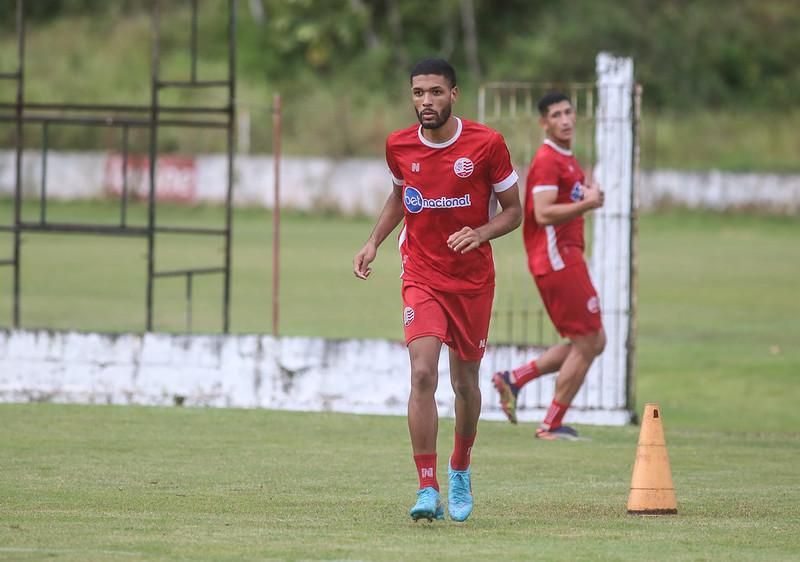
[534,260,603,338]
[401,281,494,362]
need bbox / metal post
[186,272,193,333]
[40,122,48,224]
[627,83,643,419]
[190,0,199,83]
[120,125,129,227]
[12,0,25,328]
[146,1,161,331]
[272,93,281,337]
[222,0,237,333]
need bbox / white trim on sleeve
[545,225,565,271]
[492,170,519,192]
[532,185,558,194]
[390,173,404,186]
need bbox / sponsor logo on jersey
[403,306,415,326]
[453,157,474,178]
[587,296,600,314]
[403,185,472,214]
[570,181,583,202]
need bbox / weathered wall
[0,330,633,425]
[1,151,798,214]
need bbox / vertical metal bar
[190,0,198,83]
[40,121,48,224]
[222,0,236,333]
[120,125,129,227]
[272,93,281,337]
[12,0,25,327]
[146,0,161,331]
[626,83,643,417]
[186,272,193,333]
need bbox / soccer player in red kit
[492,92,606,441]
[353,58,521,522]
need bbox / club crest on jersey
[570,181,584,202]
[403,185,472,214]
[453,157,474,178]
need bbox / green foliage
[1,0,799,166]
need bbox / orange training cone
[627,403,677,515]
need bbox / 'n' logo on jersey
[411,162,420,173]
[453,157,474,178]
[570,181,583,202]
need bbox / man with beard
[353,58,521,522]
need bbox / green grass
[642,110,800,172]
[635,211,800,433]
[1,204,799,559]
[0,405,797,561]
[1,200,799,434]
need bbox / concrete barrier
[0,329,633,425]
[1,150,798,214]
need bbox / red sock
[450,432,476,471]
[511,360,540,389]
[413,453,438,491]
[542,399,569,430]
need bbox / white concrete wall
[1,150,798,214]
[0,329,633,425]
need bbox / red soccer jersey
[523,139,587,275]
[385,117,518,293]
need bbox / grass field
[1,200,799,433]
[0,405,798,561]
[1,201,799,559]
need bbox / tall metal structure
[0,0,237,332]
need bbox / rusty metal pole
[12,0,25,327]
[272,94,281,337]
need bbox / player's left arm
[447,183,522,254]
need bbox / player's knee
[451,376,479,399]
[410,365,438,394]
[573,330,605,359]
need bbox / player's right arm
[353,184,404,280]
[533,180,604,226]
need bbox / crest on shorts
[453,157,474,178]
[403,306,415,326]
[587,296,600,314]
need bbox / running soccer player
[353,58,521,522]
[492,92,606,441]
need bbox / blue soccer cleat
[492,370,519,424]
[447,464,473,522]
[409,486,444,521]
[535,424,580,441]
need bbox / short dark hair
[410,58,457,89]
[538,92,571,116]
